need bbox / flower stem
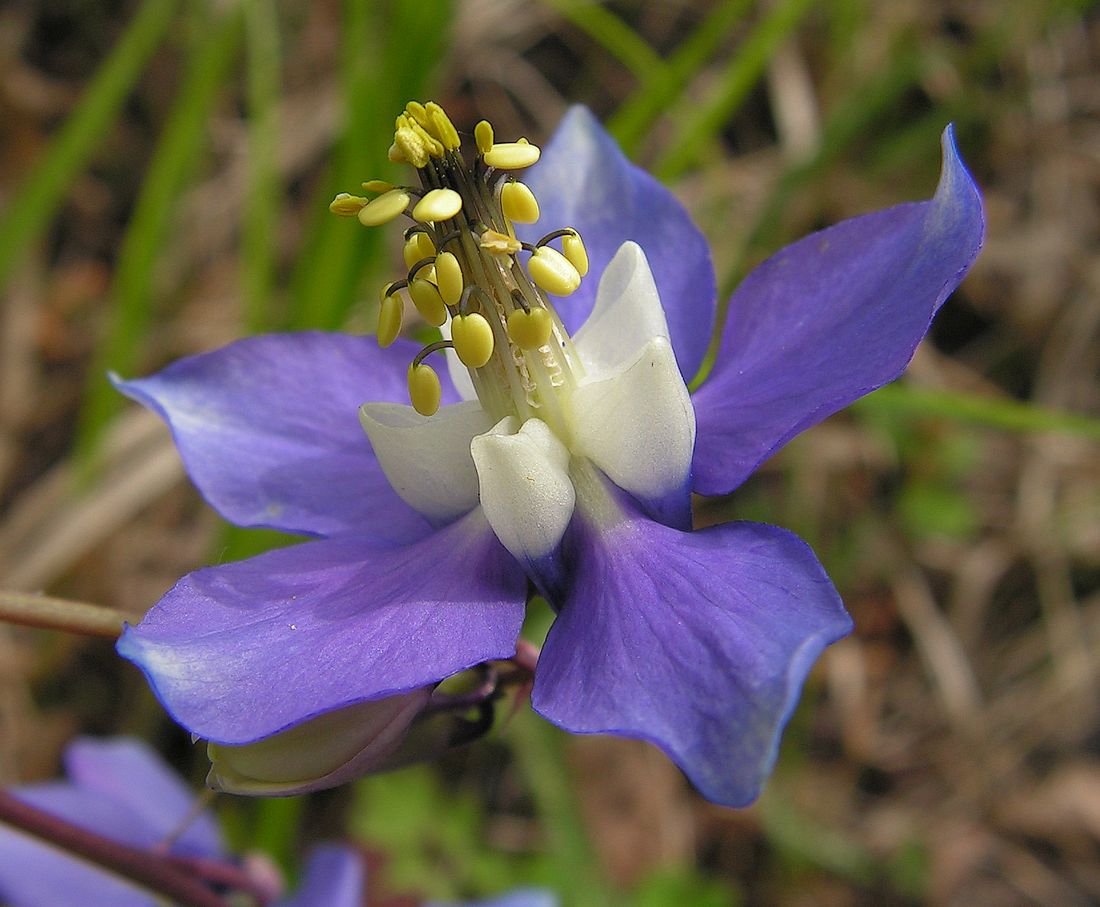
[0,590,141,637]
[0,790,231,907]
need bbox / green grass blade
[0,0,179,290]
[75,6,244,462]
[654,0,815,181]
[856,384,1100,441]
[286,0,452,331]
[609,0,753,155]
[538,0,663,79]
[242,0,282,332]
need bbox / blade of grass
[285,0,452,330]
[75,6,244,464]
[509,710,613,907]
[0,0,179,290]
[856,384,1100,441]
[654,0,816,181]
[609,0,753,155]
[538,0,663,80]
[242,0,282,332]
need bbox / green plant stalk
[609,0,753,155]
[538,0,663,79]
[857,384,1100,441]
[0,0,179,290]
[242,0,282,332]
[655,0,816,181]
[75,7,243,464]
[509,710,612,907]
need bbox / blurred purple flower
[0,737,362,907]
[114,106,983,806]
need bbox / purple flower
[0,737,363,906]
[114,104,983,807]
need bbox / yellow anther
[527,246,581,296]
[480,229,522,255]
[483,141,541,170]
[329,193,369,216]
[500,181,540,224]
[408,363,442,416]
[377,294,403,348]
[434,251,464,306]
[562,230,589,277]
[507,307,553,350]
[409,278,448,326]
[380,280,399,303]
[403,233,431,270]
[451,313,495,368]
[412,188,463,223]
[394,124,430,168]
[474,120,494,155]
[405,101,430,128]
[407,116,444,158]
[426,102,460,151]
[388,142,405,164]
[357,189,411,226]
[362,179,394,194]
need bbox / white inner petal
[471,417,576,563]
[572,242,671,376]
[359,400,491,522]
[569,337,694,520]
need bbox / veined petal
[471,418,575,581]
[572,242,670,376]
[116,510,527,744]
[113,333,453,541]
[570,338,694,530]
[359,400,492,523]
[279,845,364,907]
[520,106,716,381]
[533,481,852,807]
[692,126,984,495]
[64,737,222,858]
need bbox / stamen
[483,141,541,170]
[474,120,494,156]
[451,313,495,368]
[358,189,411,227]
[434,251,464,307]
[329,193,369,216]
[500,181,540,224]
[562,229,589,276]
[409,277,448,326]
[377,294,403,348]
[507,307,553,350]
[362,179,394,194]
[412,188,463,223]
[403,230,436,269]
[526,246,581,296]
[480,230,522,255]
[407,361,442,416]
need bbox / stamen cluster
[330,101,590,420]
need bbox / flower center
[331,101,591,436]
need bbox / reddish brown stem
[0,790,229,907]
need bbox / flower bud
[207,689,431,796]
